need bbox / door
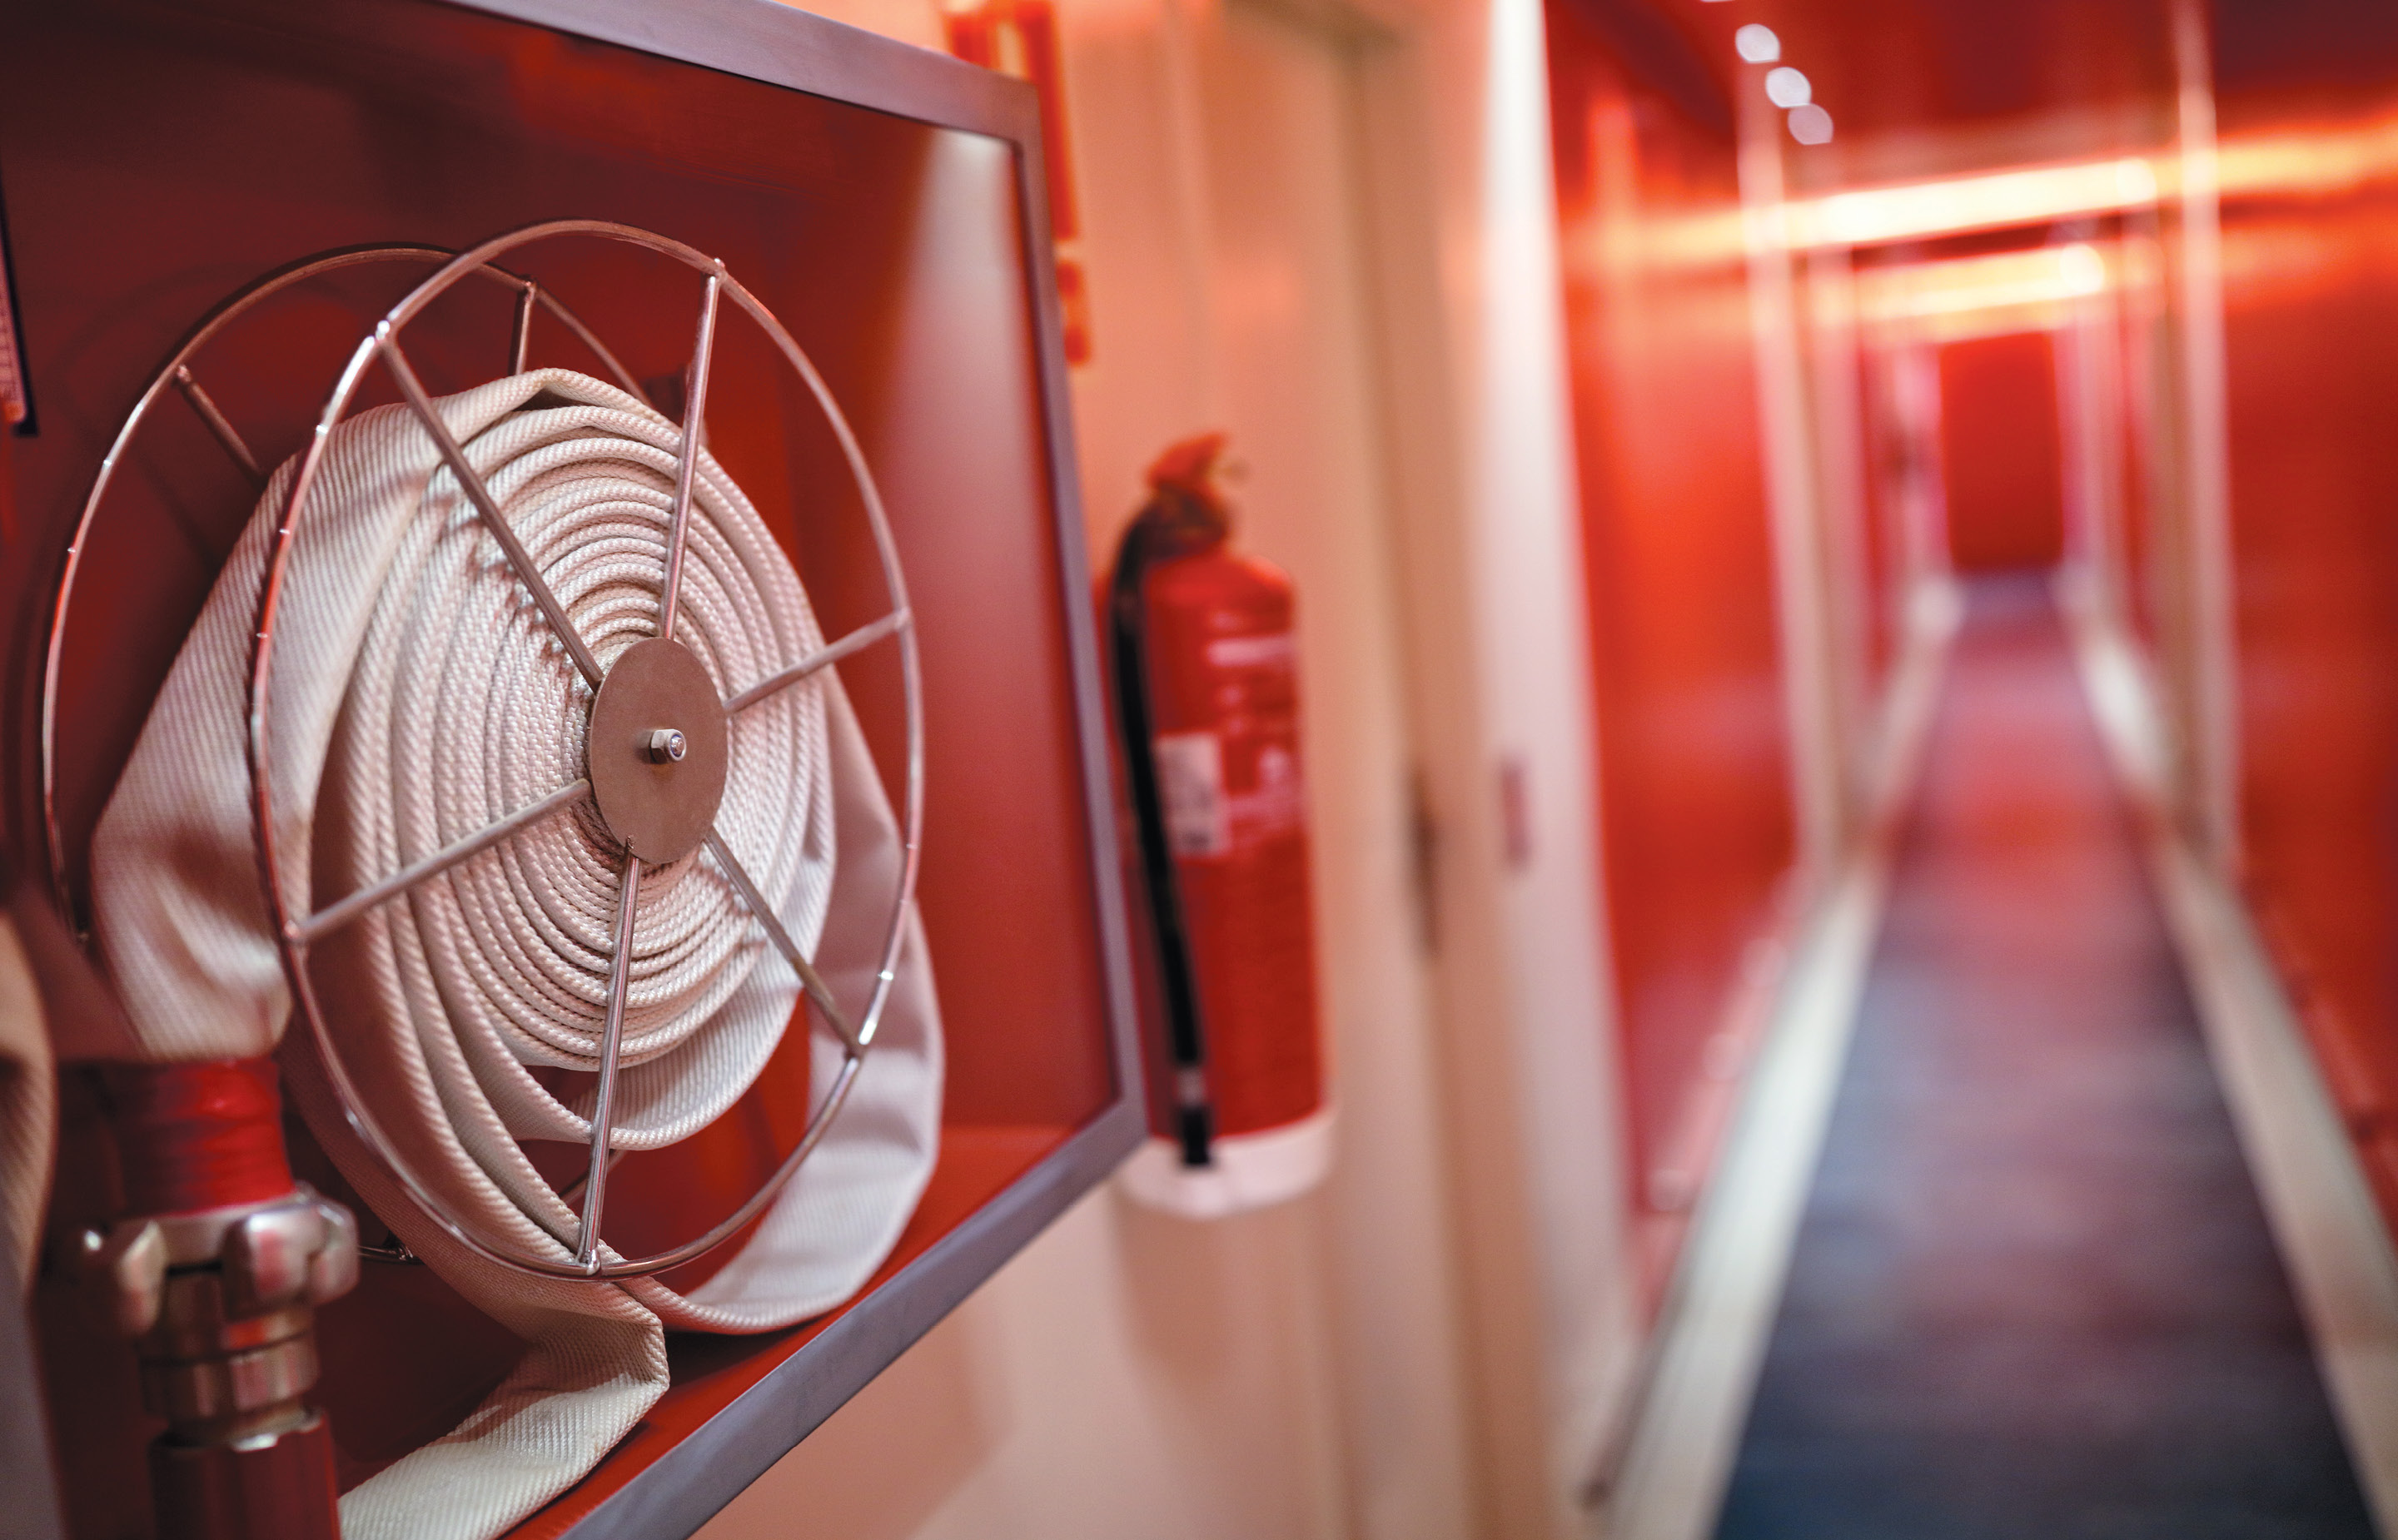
[1939,330,2068,571]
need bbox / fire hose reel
[43,223,942,1540]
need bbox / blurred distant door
[1939,330,2067,570]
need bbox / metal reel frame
[56,221,926,1283]
[43,242,654,916]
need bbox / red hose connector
[103,1058,295,1217]
[77,1056,351,1540]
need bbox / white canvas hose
[89,369,943,1540]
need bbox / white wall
[700,1,1636,1535]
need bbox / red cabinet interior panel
[0,2,1140,1533]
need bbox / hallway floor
[1714,576,2376,1538]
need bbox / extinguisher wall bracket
[1117,1105,1338,1220]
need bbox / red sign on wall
[943,0,1094,366]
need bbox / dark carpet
[1713,574,2376,1539]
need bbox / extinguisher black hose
[1107,511,1216,1168]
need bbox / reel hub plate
[586,637,729,864]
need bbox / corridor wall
[685,0,1646,1537]
[2211,0,2398,1231]
[1545,0,1797,1304]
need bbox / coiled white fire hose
[90,369,943,1540]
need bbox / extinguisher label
[1202,633,1296,669]
[1152,731,1231,857]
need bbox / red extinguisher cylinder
[1137,550,1322,1138]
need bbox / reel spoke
[658,271,720,646]
[577,852,644,1268]
[701,827,862,1054]
[552,1145,622,1206]
[377,326,607,688]
[171,366,266,488]
[509,278,539,375]
[727,608,911,713]
[292,777,591,945]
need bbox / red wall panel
[1548,0,1796,1304]
[2216,58,2398,1225]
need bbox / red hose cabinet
[0,2,1142,1533]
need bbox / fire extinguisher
[1107,434,1332,1217]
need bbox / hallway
[1715,578,2376,1538]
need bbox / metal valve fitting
[77,1186,359,1443]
